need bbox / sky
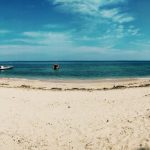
[0,0,150,61]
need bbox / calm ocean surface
[0,61,150,80]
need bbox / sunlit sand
[0,78,150,149]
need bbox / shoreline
[1,76,150,82]
[0,77,150,149]
[0,77,150,91]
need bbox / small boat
[0,65,14,70]
[52,64,60,70]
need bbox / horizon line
[1,60,150,62]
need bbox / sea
[0,61,150,80]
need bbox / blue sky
[0,0,150,60]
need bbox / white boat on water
[0,65,14,70]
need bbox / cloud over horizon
[0,0,150,60]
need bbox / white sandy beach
[0,78,150,150]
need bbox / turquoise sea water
[0,61,150,80]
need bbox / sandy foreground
[0,78,150,150]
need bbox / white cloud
[0,29,11,34]
[1,44,150,61]
[50,0,126,16]
[22,31,72,45]
[49,0,134,26]
[100,8,119,18]
[48,0,136,40]
[23,32,41,37]
[43,24,65,29]
[128,27,140,36]
[52,0,125,7]
[100,8,134,23]
[0,45,38,54]
[113,14,134,23]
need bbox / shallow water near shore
[0,61,150,80]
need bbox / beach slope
[0,79,150,149]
